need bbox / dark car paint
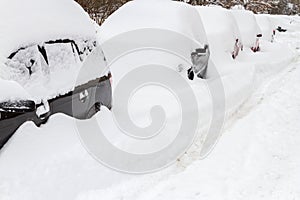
[0,75,112,150]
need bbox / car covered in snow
[231,9,262,53]
[196,6,243,60]
[0,0,112,149]
[99,0,210,80]
[255,14,276,42]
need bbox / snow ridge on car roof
[0,0,96,58]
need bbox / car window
[5,45,44,83]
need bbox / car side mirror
[0,100,36,113]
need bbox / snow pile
[255,14,274,42]
[231,10,262,47]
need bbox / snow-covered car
[196,6,243,60]
[255,14,276,42]
[231,9,262,53]
[99,0,210,80]
[0,0,112,149]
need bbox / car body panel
[0,75,112,149]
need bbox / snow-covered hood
[0,0,96,59]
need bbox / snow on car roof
[99,0,207,45]
[196,6,241,52]
[0,0,96,59]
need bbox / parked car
[231,9,262,53]
[255,14,275,42]
[196,6,243,60]
[99,0,210,80]
[0,0,112,149]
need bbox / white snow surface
[0,3,300,200]
[0,0,96,58]
[99,0,208,47]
